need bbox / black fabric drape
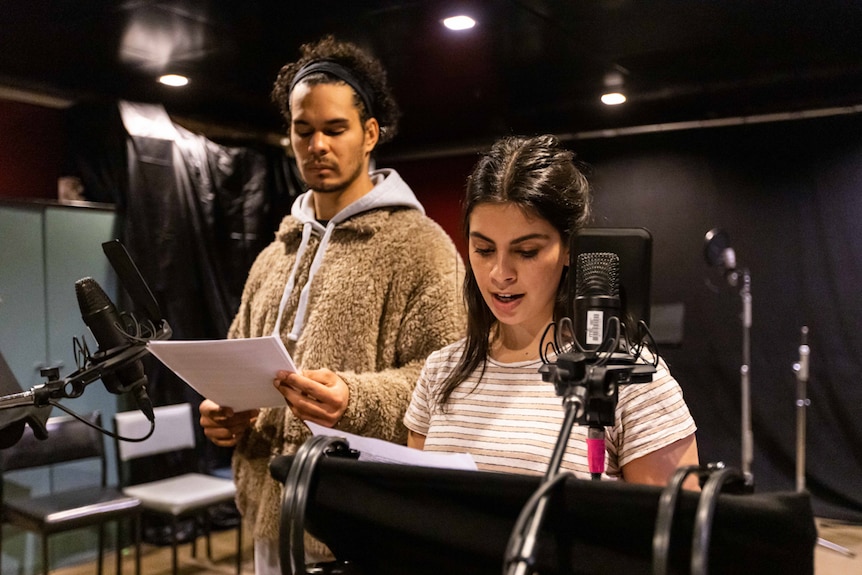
[574,114,862,522]
[269,455,817,575]
[124,133,301,468]
[67,101,302,471]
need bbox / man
[199,36,465,573]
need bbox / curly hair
[272,35,401,144]
[436,135,592,407]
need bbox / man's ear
[364,117,380,153]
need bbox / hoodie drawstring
[272,222,314,338]
[287,223,336,341]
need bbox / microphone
[574,252,621,350]
[704,228,739,286]
[75,277,155,422]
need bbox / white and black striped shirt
[404,340,697,479]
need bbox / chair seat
[4,485,141,533]
[122,473,235,516]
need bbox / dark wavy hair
[271,35,401,144]
[436,135,592,407]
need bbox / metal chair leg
[171,516,180,575]
[97,522,105,575]
[134,514,142,575]
[206,512,214,561]
[114,520,122,575]
[236,520,243,575]
[41,533,50,575]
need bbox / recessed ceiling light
[443,15,476,30]
[601,92,627,106]
[158,74,189,87]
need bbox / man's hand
[199,399,259,447]
[273,368,349,428]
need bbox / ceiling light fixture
[601,92,627,106]
[158,74,189,87]
[443,15,476,30]
[600,65,629,106]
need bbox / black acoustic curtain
[574,113,862,522]
[67,101,303,469]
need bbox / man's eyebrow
[292,117,351,127]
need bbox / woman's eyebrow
[469,231,549,244]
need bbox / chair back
[114,403,196,462]
[0,348,50,445]
[0,411,107,487]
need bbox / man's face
[289,82,378,195]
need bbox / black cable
[48,399,155,442]
[503,471,574,574]
[593,316,620,367]
[281,436,315,575]
[691,466,744,575]
[556,317,575,353]
[652,465,702,575]
[539,321,558,365]
[280,434,351,575]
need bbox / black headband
[289,60,375,117]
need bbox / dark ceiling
[2,1,862,158]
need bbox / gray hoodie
[275,168,425,342]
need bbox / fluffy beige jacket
[229,204,465,543]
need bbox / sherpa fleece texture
[229,204,465,542]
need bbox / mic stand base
[816,537,856,558]
[793,327,856,558]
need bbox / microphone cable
[691,466,745,575]
[503,471,574,575]
[280,434,355,575]
[652,464,703,575]
[48,399,156,443]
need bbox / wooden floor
[814,518,862,575]
[48,518,862,575]
[52,526,255,575]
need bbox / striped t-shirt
[403,339,697,479]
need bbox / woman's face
[468,202,568,336]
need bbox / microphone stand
[793,326,855,558]
[704,228,754,489]
[739,268,754,488]
[0,341,153,411]
[507,349,650,575]
[0,320,170,413]
[504,391,583,575]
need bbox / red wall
[388,154,477,259]
[0,99,66,199]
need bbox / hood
[289,168,424,228]
[273,168,424,343]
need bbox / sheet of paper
[147,335,296,411]
[305,421,478,471]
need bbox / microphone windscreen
[576,252,620,297]
[75,277,111,317]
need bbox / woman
[404,135,698,485]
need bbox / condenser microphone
[75,277,154,422]
[574,252,621,351]
[704,228,739,286]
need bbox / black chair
[0,410,142,575]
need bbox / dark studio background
[0,0,861,533]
